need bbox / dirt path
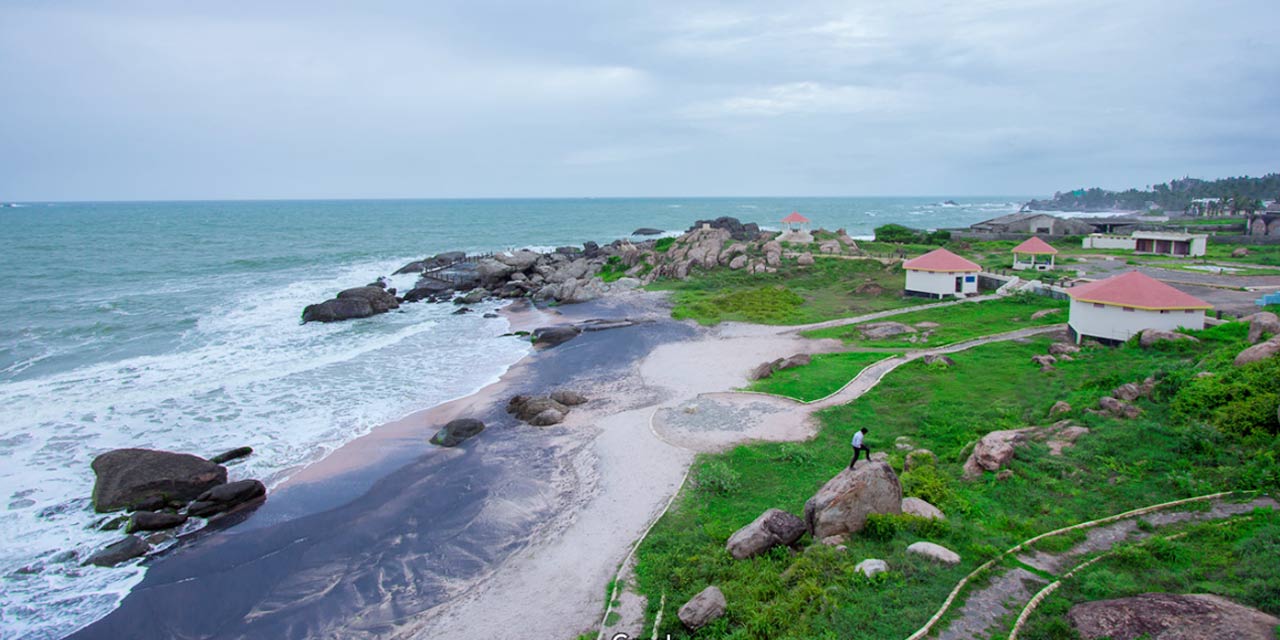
[933,496,1278,640]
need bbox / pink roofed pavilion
[1011,237,1058,271]
[902,248,982,298]
[1066,271,1211,344]
[782,211,810,232]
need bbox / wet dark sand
[68,298,696,640]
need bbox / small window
[1185,310,1194,314]
[1122,307,1135,313]
[1093,303,1104,309]
[1160,310,1169,314]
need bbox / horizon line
[4,194,1036,205]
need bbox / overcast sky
[1,1,1277,200]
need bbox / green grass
[649,256,927,326]
[1017,509,1280,640]
[632,322,1280,639]
[745,352,897,402]
[801,295,1067,348]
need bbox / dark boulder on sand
[532,326,582,348]
[91,449,227,513]
[302,297,374,322]
[85,535,150,567]
[509,396,570,422]
[187,479,267,518]
[430,418,486,447]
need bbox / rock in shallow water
[126,511,188,533]
[208,446,253,465]
[85,535,149,567]
[187,479,266,518]
[91,449,227,513]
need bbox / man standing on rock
[849,427,870,468]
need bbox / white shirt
[851,431,864,448]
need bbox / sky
[1,0,1278,201]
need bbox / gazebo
[903,248,982,298]
[1011,237,1058,271]
[782,211,810,231]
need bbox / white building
[1067,271,1211,345]
[903,248,981,298]
[1132,231,1207,257]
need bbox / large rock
[1099,396,1141,418]
[301,297,374,323]
[963,428,1033,478]
[1067,593,1280,640]
[855,558,888,578]
[532,326,582,348]
[429,418,486,447]
[688,216,761,241]
[126,511,188,533]
[495,250,540,271]
[901,497,945,520]
[187,479,267,518]
[550,390,588,406]
[1234,338,1280,366]
[797,253,815,266]
[85,535,150,567]
[91,449,227,513]
[508,396,570,423]
[476,258,515,286]
[208,446,253,465]
[803,461,902,539]
[858,322,916,340]
[725,508,807,560]
[528,409,566,426]
[1245,312,1280,344]
[1139,329,1198,348]
[632,227,664,236]
[906,541,960,565]
[335,286,399,313]
[678,586,727,630]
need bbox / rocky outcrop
[528,409,566,426]
[208,446,253,465]
[749,354,813,381]
[126,511,188,534]
[678,585,727,630]
[1067,593,1280,640]
[803,461,902,539]
[85,535,150,567]
[688,216,761,241]
[906,541,960,565]
[532,326,581,348]
[91,449,227,513]
[901,497,945,520]
[726,508,807,560]
[301,297,376,323]
[430,418,486,447]
[550,390,588,406]
[1234,338,1280,366]
[187,479,267,518]
[632,227,663,236]
[1139,329,1198,348]
[963,421,1087,478]
[507,395,574,426]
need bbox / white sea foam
[0,257,530,640]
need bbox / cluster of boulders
[86,447,263,567]
[302,283,400,323]
[748,354,811,381]
[506,390,588,427]
[1234,311,1280,366]
[678,457,956,630]
[963,420,1090,479]
[1090,377,1157,419]
[1032,340,1081,372]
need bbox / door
[955,277,963,293]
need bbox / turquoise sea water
[0,196,1022,639]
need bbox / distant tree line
[1026,173,1280,215]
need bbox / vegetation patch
[801,294,1067,348]
[651,257,926,325]
[746,352,895,402]
[633,324,1280,639]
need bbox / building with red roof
[778,211,813,243]
[1067,271,1211,344]
[902,248,982,298]
[1011,237,1058,271]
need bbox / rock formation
[1067,593,1280,640]
[430,418,486,447]
[91,449,228,513]
[725,508,807,560]
[678,585,727,630]
[803,461,902,539]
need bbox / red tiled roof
[782,211,810,223]
[902,248,981,272]
[1011,237,1058,255]
[1067,271,1211,310]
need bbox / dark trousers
[849,445,870,467]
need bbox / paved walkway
[934,496,1277,640]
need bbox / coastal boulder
[509,396,570,423]
[91,449,227,513]
[1067,593,1280,640]
[532,326,581,348]
[476,259,515,286]
[688,216,760,241]
[550,390,588,406]
[208,446,253,465]
[302,297,374,323]
[187,479,267,518]
[632,227,663,236]
[429,418,486,447]
[725,508,807,560]
[1139,329,1198,348]
[528,409,566,426]
[336,286,399,313]
[677,586,727,630]
[85,535,150,567]
[126,511,188,534]
[803,461,902,539]
[495,250,540,271]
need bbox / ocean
[0,196,1023,639]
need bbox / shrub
[900,464,955,509]
[695,460,741,496]
[598,255,627,282]
[771,443,816,466]
[1171,357,1280,435]
[654,237,675,253]
[863,513,900,541]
